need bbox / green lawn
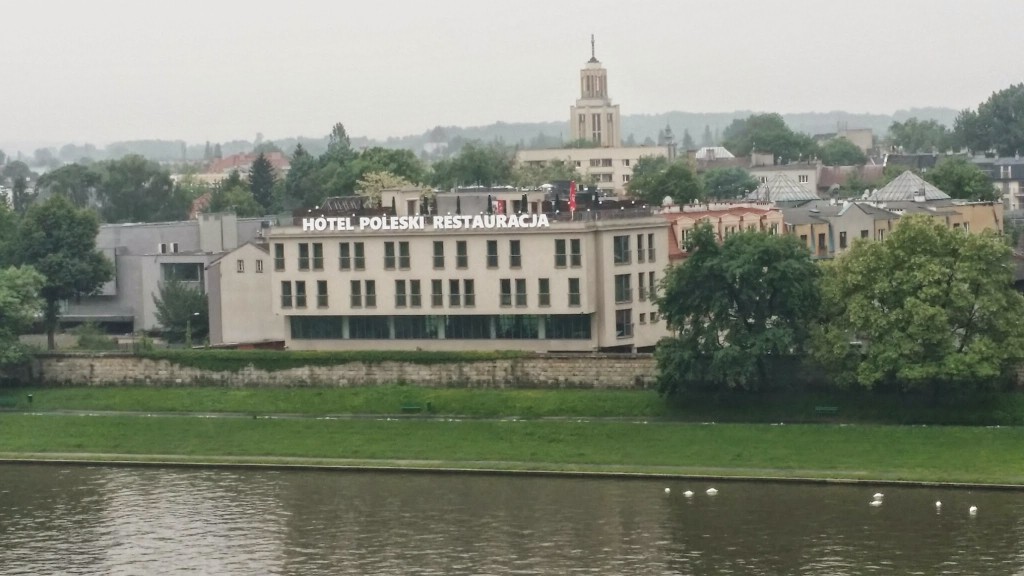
[1,414,1022,484]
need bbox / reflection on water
[0,464,1022,575]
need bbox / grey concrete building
[65,213,270,332]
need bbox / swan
[706,488,718,496]
[869,500,882,507]
[683,490,694,498]
[969,506,978,515]
[935,501,942,508]
[664,488,671,494]
[873,493,884,500]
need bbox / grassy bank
[2,414,1023,485]
[5,386,1024,425]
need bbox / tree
[953,83,1024,155]
[95,155,188,222]
[722,113,818,163]
[627,157,703,205]
[924,157,997,201]
[512,159,577,188]
[702,167,759,199]
[701,125,714,147]
[248,152,276,212]
[681,129,695,150]
[814,216,1024,393]
[0,266,45,369]
[207,176,262,217]
[656,224,820,395]
[429,142,514,189]
[888,118,951,153]
[11,176,35,215]
[352,147,426,185]
[1,160,34,184]
[355,171,413,208]
[818,138,868,166]
[153,279,208,345]
[11,196,113,349]
[35,163,101,208]
[284,144,321,209]
[0,149,6,165]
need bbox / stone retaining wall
[30,353,657,389]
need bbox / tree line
[655,216,1024,399]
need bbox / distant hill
[7,108,961,166]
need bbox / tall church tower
[569,36,621,147]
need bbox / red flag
[569,180,577,212]
[496,199,505,215]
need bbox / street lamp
[185,312,200,348]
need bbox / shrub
[74,323,118,351]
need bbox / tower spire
[588,34,599,63]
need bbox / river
[1,464,1022,575]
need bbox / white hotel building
[209,188,671,352]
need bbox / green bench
[814,406,839,416]
[400,402,432,414]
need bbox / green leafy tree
[953,83,1024,155]
[681,129,695,150]
[722,113,818,163]
[35,163,101,208]
[11,196,113,349]
[702,167,759,199]
[429,142,514,189]
[356,171,413,208]
[248,152,276,212]
[353,147,426,185]
[656,224,820,395]
[0,265,45,369]
[814,216,1024,393]
[207,176,262,217]
[819,138,868,166]
[153,279,208,345]
[1,160,34,184]
[924,157,997,201]
[701,125,714,147]
[512,159,577,187]
[95,155,188,222]
[888,118,951,153]
[284,144,322,209]
[11,176,35,215]
[627,157,703,205]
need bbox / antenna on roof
[591,34,595,60]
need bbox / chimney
[913,188,926,203]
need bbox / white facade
[232,209,672,352]
[207,243,285,346]
[516,146,671,197]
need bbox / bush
[137,349,530,372]
[74,323,118,350]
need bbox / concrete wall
[30,353,657,389]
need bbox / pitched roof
[693,146,735,160]
[870,171,950,201]
[746,174,819,203]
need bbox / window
[159,242,180,254]
[410,280,422,308]
[800,234,808,245]
[496,315,540,339]
[236,259,245,273]
[384,242,396,269]
[464,279,475,307]
[590,158,602,167]
[555,239,567,267]
[161,263,202,282]
[538,278,550,307]
[623,158,631,166]
[449,279,461,307]
[365,280,376,307]
[817,233,826,251]
[433,241,445,269]
[486,240,498,268]
[839,231,848,249]
[281,282,293,308]
[339,242,351,270]
[546,314,591,339]
[395,280,407,307]
[570,239,581,267]
[350,280,362,308]
[515,278,527,307]
[622,174,631,183]
[354,242,365,270]
[648,272,656,300]
[316,280,328,307]
[877,229,885,241]
[431,279,443,307]
[647,233,656,262]
[636,234,645,263]
[638,272,646,301]
[349,316,389,339]
[456,241,468,268]
[295,281,307,308]
[509,240,521,268]
[568,278,581,307]
[255,259,263,273]
[860,229,869,239]
[291,316,343,340]
[640,313,647,325]
[613,235,631,264]
[614,274,632,303]
[615,309,633,338]
[798,174,809,183]
[500,279,512,307]
[399,242,410,269]
[274,243,285,271]
[759,176,768,184]
[312,243,323,270]
[651,312,659,323]
[298,243,310,270]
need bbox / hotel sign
[302,214,551,232]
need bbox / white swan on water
[869,500,882,507]
[873,493,884,501]
[706,488,718,496]
[969,506,978,515]
[664,488,670,494]
[683,491,694,498]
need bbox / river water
[1,463,1022,575]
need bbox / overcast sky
[1,0,1021,150]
